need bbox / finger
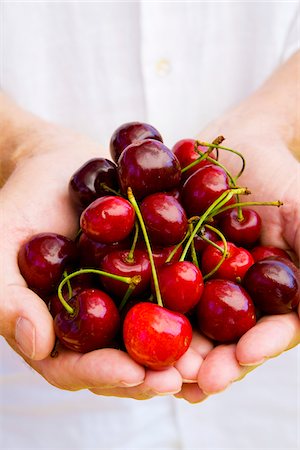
[1,284,55,360]
[30,347,146,391]
[174,347,204,383]
[175,383,208,404]
[90,366,182,400]
[197,344,251,395]
[189,330,214,357]
[236,312,300,366]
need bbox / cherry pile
[18,121,300,370]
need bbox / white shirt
[0,2,299,449]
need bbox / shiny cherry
[54,288,120,353]
[78,232,130,267]
[80,196,135,244]
[181,164,230,217]
[123,302,192,369]
[156,261,204,314]
[69,158,118,210]
[172,138,215,181]
[243,257,300,314]
[193,227,219,255]
[100,249,151,299]
[140,193,188,246]
[110,121,163,162]
[18,232,78,294]
[201,241,254,282]
[196,279,256,342]
[118,139,181,200]
[250,245,292,262]
[218,208,262,247]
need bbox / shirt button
[155,58,172,76]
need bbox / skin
[0,51,299,402]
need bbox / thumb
[0,283,55,360]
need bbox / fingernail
[119,380,144,388]
[15,317,35,359]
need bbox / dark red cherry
[201,241,254,282]
[78,232,130,267]
[110,121,163,162]
[243,257,300,314]
[118,139,181,200]
[156,261,204,314]
[196,279,256,342]
[18,233,78,294]
[193,227,219,255]
[250,245,292,263]
[93,159,119,196]
[218,208,261,247]
[172,138,215,181]
[140,193,188,246]
[80,196,135,244]
[123,302,192,369]
[181,164,230,217]
[54,288,120,353]
[69,158,118,210]
[100,249,151,299]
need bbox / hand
[175,104,300,403]
[0,118,188,400]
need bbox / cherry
[243,257,300,314]
[250,245,292,263]
[110,121,163,162]
[196,279,256,342]
[218,208,262,247]
[18,232,78,294]
[78,232,130,267]
[118,139,181,200]
[181,164,230,217]
[99,249,151,299]
[54,288,120,353]
[172,138,215,181]
[80,196,135,244]
[155,261,204,314]
[136,241,183,267]
[140,193,188,246]
[69,158,118,210]
[193,227,219,255]
[123,302,192,369]
[201,241,254,282]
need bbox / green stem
[119,285,136,311]
[126,221,139,263]
[208,200,283,219]
[63,270,73,300]
[165,231,190,263]
[127,187,163,307]
[180,188,248,262]
[57,268,140,315]
[203,226,228,281]
[99,183,120,196]
[189,223,199,268]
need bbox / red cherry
[18,232,78,294]
[218,208,262,247]
[172,138,215,181]
[118,139,181,200]
[250,245,292,263]
[156,261,204,314]
[123,302,192,369]
[140,193,188,246]
[54,288,120,353]
[78,232,130,267]
[110,121,163,162]
[99,249,151,299]
[193,227,219,255]
[243,257,300,314]
[181,164,230,217]
[196,279,256,342]
[80,196,135,244]
[136,240,183,267]
[201,241,254,282]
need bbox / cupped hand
[0,121,189,400]
[175,107,300,403]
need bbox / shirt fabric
[0,2,299,449]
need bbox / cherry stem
[165,231,190,263]
[208,200,283,220]
[203,225,228,281]
[119,285,136,311]
[57,268,140,315]
[126,221,139,263]
[62,270,73,300]
[196,140,246,181]
[199,225,226,254]
[99,183,120,196]
[127,187,163,307]
[189,223,199,268]
[180,187,248,262]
